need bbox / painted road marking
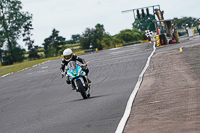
[86,61,91,64]
[0,73,13,78]
[42,66,48,69]
[109,47,122,51]
[115,42,156,133]
[180,47,183,52]
[109,49,135,55]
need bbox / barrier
[84,50,91,53]
[141,40,148,43]
[115,40,150,48]
[176,31,180,43]
[84,48,98,53]
[178,31,187,36]
[156,35,161,46]
[123,41,141,46]
[116,44,123,47]
[74,51,85,55]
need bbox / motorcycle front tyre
[76,79,88,99]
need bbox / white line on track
[115,42,156,133]
[0,73,13,78]
[108,47,122,51]
[109,48,139,55]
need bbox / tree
[100,33,122,49]
[174,17,199,29]
[65,34,81,44]
[80,23,104,50]
[22,21,39,59]
[115,28,145,43]
[4,46,25,64]
[0,0,32,62]
[95,23,105,32]
[42,28,66,57]
[79,28,94,49]
[23,21,34,50]
[132,14,155,31]
[71,34,80,44]
[116,29,135,42]
[43,36,52,57]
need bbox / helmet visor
[64,54,72,60]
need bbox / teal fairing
[67,61,85,80]
[66,61,90,99]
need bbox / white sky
[19,0,200,49]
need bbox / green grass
[0,56,61,76]
[0,43,90,76]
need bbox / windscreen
[67,61,76,70]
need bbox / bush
[45,45,57,57]
[115,28,145,43]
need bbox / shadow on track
[67,94,111,103]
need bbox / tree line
[42,23,147,58]
[0,0,199,65]
[0,0,32,64]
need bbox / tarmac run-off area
[124,42,200,133]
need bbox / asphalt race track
[0,42,153,133]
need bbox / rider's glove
[61,71,65,78]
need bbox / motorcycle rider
[60,48,91,85]
[89,43,93,52]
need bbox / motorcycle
[65,61,90,99]
[89,45,94,53]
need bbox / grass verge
[0,56,61,76]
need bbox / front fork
[85,76,90,87]
[70,76,90,92]
[74,77,85,91]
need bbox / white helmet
[63,48,73,61]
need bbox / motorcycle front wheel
[76,79,88,99]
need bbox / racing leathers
[60,54,90,84]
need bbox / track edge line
[115,42,156,133]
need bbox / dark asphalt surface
[182,42,200,79]
[0,42,153,133]
[124,35,200,133]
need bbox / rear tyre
[76,80,87,99]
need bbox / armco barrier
[84,48,98,53]
[84,50,90,53]
[178,31,187,36]
[194,29,198,33]
[74,51,85,55]
[122,41,141,46]
[141,40,148,43]
[116,44,123,47]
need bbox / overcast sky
[19,0,200,49]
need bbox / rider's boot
[66,76,71,84]
[88,79,91,83]
[72,84,76,90]
[85,75,91,83]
